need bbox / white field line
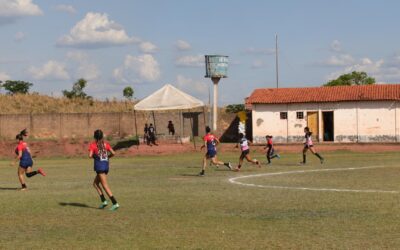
[228,166,399,194]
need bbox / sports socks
[100,194,106,202]
[21,183,27,189]
[110,196,118,205]
[302,154,306,163]
[25,171,37,178]
[315,153,323,160]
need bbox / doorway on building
[307,112,319,141]
[322,111,334,141]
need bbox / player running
[264,135,280,165]
[300,127,324,165]
[89,129,119,211]
[199,126,232,176]
[234,133,260,171]
[13,129,46,191]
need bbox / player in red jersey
[199,126,232,176]
[13,129,46,191]
[264,135,280,165]
[89,129,119,211]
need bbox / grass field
[1,151,400,249]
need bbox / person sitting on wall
[167,121,175,136]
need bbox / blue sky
[0,0,400,104]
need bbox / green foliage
[324,71,375,86]
[1,80,33,94]
[225,104,245,113]
[62,78,91,99]
[123,86,134,100]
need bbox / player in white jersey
[300,127,324,165]
[234,133,260,171]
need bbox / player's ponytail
[15,129,28,141]
[94,129,106,158]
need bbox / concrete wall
[0,111,235,140]
[252,101,399,143]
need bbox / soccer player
[199,126,232,176]
[13,129,46,191]
[234,133,260,171]
[300,127,324,165]
[264,135,280,165]
[89,129,119,211]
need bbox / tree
[324,71,375,86]
[225,104,245,113]
[62,78,90,99]
[1,80,33,94]
[123,86,134,100]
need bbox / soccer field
[1,151,400,249]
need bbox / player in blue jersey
[199,126,232,176]
[13,129,46,190]
[89,129,119,211]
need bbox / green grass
[1,151,400,249]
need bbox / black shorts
[240,149,250,159]
[304,144,314,149]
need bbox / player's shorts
[95,169,109,175]
[304,144,314,149]
[267,147,275,156]
[19,159,33,169]
[240,149,250,159]
[206,150,217,159]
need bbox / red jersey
[89,141,112,159]
[203,134,217,151]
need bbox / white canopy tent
[134,84,205,148]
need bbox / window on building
[280,112,288,120]
[296,112,304,119]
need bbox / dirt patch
[1,139,399,159]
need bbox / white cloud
[55,4,76,14]
[66,51,100,80]
[139,41,158,53]
[113,54,160,83]
[330,40,341,52]
[175,40,191,51]
[326,57,400,82]
[0,0,42,17]
[245,47,275,55]
[14,31,25,42]
[320,54,355,67]
[175,55,204,67]
[176,74,208,99]
[57,12,139,48]
[0,71,11,80]
[28,60,70,80]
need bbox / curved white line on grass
[229,166,399,194]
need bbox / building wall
[252,101,399,143]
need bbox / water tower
[205,55,228,131]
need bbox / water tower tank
[205,55,228,78]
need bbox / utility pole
[275,34,279,88]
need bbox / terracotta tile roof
[247,84,400,104]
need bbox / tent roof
[134,84,205,111]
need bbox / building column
[318,108,323,142]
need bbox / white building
[247,84,400,143]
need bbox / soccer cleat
[227,162,233,170]
[198,172,205,177]
[276,154,281,159]
[99,200,108,209]
[20,188,27,191]
[37,168,46,176]
[255,160,261,168]
[266,162,272,165]
[110,203,120,211]
[298,162,306,166]
[320,158,325,164]
[233,168,240,172]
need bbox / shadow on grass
[58,202,97,209]
[0,187,19,190]
[112,139,139,151]
[180,174,200,177]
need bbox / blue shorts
[19,160,33,169]
[206,150,217,159]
